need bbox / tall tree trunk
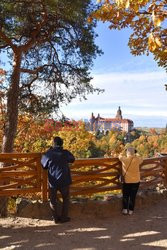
[2,49,21,152]
[0,49,21,217]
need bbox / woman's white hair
[126,147,135,155]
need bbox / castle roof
[90,107,134,125]
[99,118,133,124]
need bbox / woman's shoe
[122,209,128,215]
[128,210,134,215]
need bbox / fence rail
[0,153,42,198]
[0,153,167,201]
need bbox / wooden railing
[0,153,167,202]
[71,156,167,197]
[0,153,42,198]
[70,157,121,197]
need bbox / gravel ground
[1,199,167,250]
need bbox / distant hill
[135,127,166,134]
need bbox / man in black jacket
[41,136,75,223]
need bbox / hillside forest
[0,114,166,158]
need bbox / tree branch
[0,30,16,50]
[21,75,38,91]
[21,3,48,54]
[0,44,8,49]
[20,64,49,74]
[20,66,43,74]
[138,10,167,16]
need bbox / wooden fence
[0,153,42,197]
[0,153,167,202]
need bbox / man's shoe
[52,216,61,224]
[122,209,128,215]
[60,216,71,223]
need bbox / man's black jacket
[41,146,75,188]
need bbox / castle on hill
[89,107,134,133]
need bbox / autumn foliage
[90,0,167,71]
[0,112,166,158]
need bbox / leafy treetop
[0,0,102,114]
[91,0,167,72]
[0,0,102,152]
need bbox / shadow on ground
[1,199,167,250]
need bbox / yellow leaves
[87,16,93,23]
[152,11,164,27]
[148,32,162,52]
[153,17,161,27]
[125,0,130,9]
[152,14,164,27]
[114,0,151,10]
[154,36,162,47]
[148,33,156,51]
[91,3,114,23]
[150,0,166,27]
[115,0,130,8]
[52,121,96,158]
[132,4,139,12]
[115,0,122,6]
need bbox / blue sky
[61,22,167,128]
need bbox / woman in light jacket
[119,147,143,215]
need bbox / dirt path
[1,199,167,250]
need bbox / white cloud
[93,71,166,86]
[60,70,167,127]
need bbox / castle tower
[90,112,95,131]
[115,106,122,120]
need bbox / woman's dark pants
[122,182,140,211]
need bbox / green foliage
[0,0,104,153]
[0,0,102,115]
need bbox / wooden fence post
[163,159,167,186]
[42,169,48,202]
[36,156,42,189]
